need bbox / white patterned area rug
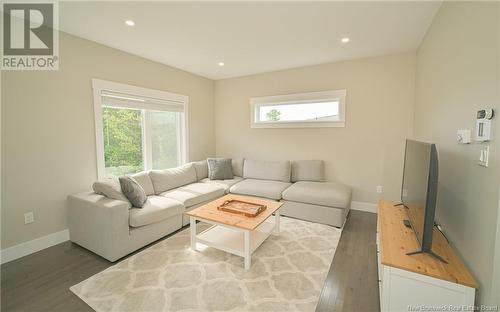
[70,217,342,312]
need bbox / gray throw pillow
[207,158,234,180]
[119,176,147,208]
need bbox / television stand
[393,202,408,209]
[377,200,477,311]
[406,249,448,264]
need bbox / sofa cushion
[130,171,155,196]
[92,178,129,202]
[207,158,234,180]
[229,179,291,200]
[201,177,244,194]
[291,160,325,182]
[231,158,245,177]
[160,183,225,207]
[129,196,184,227]
[282,181,351,209]
[193,160,208,180]
[149,163,197,194]
[243,159,291,182]
[119,176,147,208]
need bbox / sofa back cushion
[149,163,197,194]
[243,159,291,182]
[231,158,245,177]
[130,171,155,195]
[193,160,208,180]
[291,160,325,182]
[92,178,129,202]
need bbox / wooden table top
[185,194,282,230]
[378,200,478,288]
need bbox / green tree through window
[266,109,281,121]
[103,107,143,176]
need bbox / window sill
[250,121,345,128]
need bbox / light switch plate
[478,145,489,167]
[24,212,34,224]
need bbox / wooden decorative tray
[217,199,267,217]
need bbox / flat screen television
[400,139,446,263]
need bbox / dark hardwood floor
[316,210,380,312]
[1,210,379,312]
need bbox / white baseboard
[1,229,69,264]
[351,201,378,214]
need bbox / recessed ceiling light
[125,20,135,26]
[218,62,225,66]
[341,37,350,43]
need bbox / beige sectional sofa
[67,159,351,261]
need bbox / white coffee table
[185,194,282,269]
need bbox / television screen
[401,139,438,251]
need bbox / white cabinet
[376,201,477,312]
[377,261,475,311]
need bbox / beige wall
[1,32,215,248]
[214,52,416,203]
[492,3,500,306]
[493,188,500,305]
[414,1,499,304]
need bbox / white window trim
[250,89,346,128]
[92,79,189,179]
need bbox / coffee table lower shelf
[189,214,280,269]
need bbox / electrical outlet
[24,212,34,224]
[376,185,383,194]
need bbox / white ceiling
[59,1,441,80]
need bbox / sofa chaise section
[281,180,352,227]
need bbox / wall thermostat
[475,109,494,142]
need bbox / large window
[250,90,346,128]
[93,79,188,179]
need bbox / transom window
[250,90,346,128]
[92,79,188,179]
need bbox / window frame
[92,79,189,179]
[249,89,346,128]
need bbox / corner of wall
[413,1,500,305]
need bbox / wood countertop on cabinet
[378,200,477,289]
